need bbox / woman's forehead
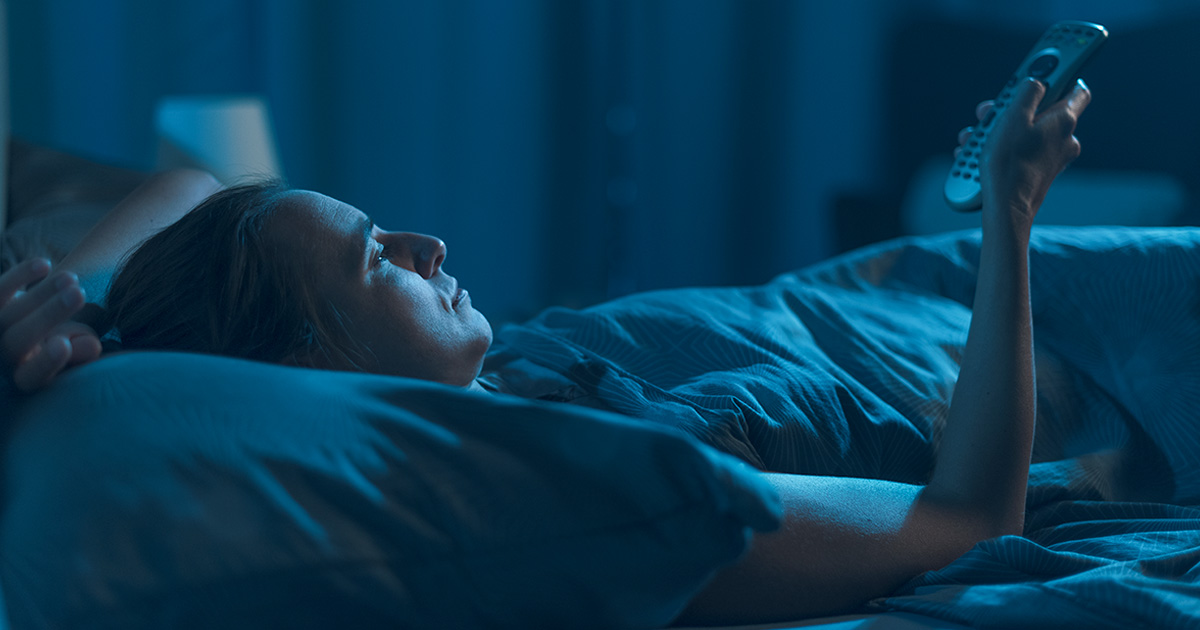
[284,190,364,225]
[275,191,367,239]
[270,191,370,268]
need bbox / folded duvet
[485,226,1200,629]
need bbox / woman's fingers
[1060,81,1091,158]
[62,322,103,366]
[978,78,1094,226]
[9,322,101,392]
[1026,79,1090,166]
[975,100,994,122]
[1,271,86,370]
[0,258,51,308]
[1,259,103,391]
[0,265,79,331]
[1064,79,1092,118]
[957,101,995,146]
[12,335,73,392]
[1003,79,1046,129]
[1044,79,1091,143]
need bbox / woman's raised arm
[58,168,223,287]
[677,78,1091,625]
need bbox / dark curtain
[10,0,1192,324]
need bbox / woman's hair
[104,181,370,370]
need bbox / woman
[100,180,494,390]
[0,78,1090,624]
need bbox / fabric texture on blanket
[880,501,1200,629]
[485,226,1200,629]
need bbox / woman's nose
[385,232,446,278]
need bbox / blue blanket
[484,227,1200,629]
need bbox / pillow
[0,352,781,629]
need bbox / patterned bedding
[485,226,1200,629]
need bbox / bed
[5,189,1200,628]
[4,11,1200,630]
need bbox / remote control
[944,20,1108,212]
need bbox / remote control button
[952,170,961,177]
[1028,52,1059,78]
[968,161,978,170]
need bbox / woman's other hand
[1,258,102,392]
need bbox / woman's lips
[452,287,467,308]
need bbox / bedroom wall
[7,0,1199,325]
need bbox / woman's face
[269,190,492,386]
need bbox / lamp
[155,95,284,184]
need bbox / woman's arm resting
[59,168,223,281]
[2,169,222,392]
[676,474,999,625]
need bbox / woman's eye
[375,247,390,265]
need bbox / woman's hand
[963,78,1091,230]
[1,258,102,392]
[1,168,220,393]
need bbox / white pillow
[0,351,780,629]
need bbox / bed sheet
[485,226,1200,629]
